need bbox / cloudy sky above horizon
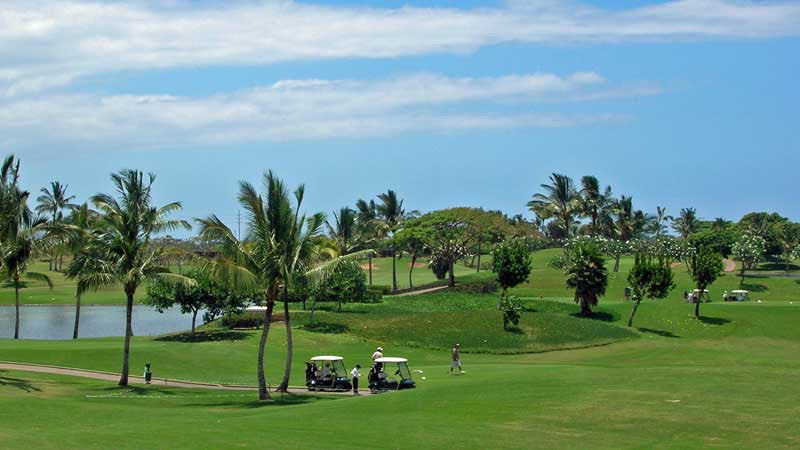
[7,0,800,233]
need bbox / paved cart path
[0,361,372,396]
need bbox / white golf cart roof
[692,289,710,293]
[731,290,749,294]
[245,306,268,312]
[375,357,408,363]
[310,355,344,362]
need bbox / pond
[0,305,203,340]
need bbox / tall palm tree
[62,204,110,339]
[0,155,54,339]
[375,190,417,292]
[326,207,364,256]
[672,207,700,239]
[199,171,369,399]
[528,173,579,239]
[579,176,613,236]
[90,170,190,386]
[35,181,77,271]
[648,206,673,237]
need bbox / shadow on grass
[571,311,618,322]
[758,262,800,271]
[637,327,680,338]
[155,330,250,343]
[302,321,349,334]
[698,316,731,326]
[503,326,525,335]
[0,372,42,392]
[185,393,337,409]
[740,282,768,292]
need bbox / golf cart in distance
[691,289,712,303]
[305,356,352,392]
[728,290,750,302]
[369,357,415,392]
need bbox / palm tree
[326,207,363,256]
[648,206,673,238]
[0,155,54,339]
[578,176,613,236]
[199,171,369,399]
[711,217,731,233]
[35,181,77,271]
[375,190,416,292]
[90,170,190,386]
[528,173,579,239]
[62,204,110,339]
[565,241,608,317]
[609,196,647,272]
[672,207,700,239]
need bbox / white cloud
[0,72,646,146]
[0,0,798,95]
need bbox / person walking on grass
[450,344,464,375]
[351,364,361,395]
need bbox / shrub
[450,278,499,294]
[491,238,532,294]
[370,284,393,295]
[498,295,523,330]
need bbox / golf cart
[691,289,712,303]
[305,356,352,392]
[369,357,415,392]
[728,290,750,302]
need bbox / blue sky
[5,0,800,235]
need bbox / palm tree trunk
[72,293,81,339]
[627,298,641,327]
[693,288,702,318]
[14,282,20,339]
[118,289,134,386]
[257,301,274,400]
[614,255,620,273]
[191,308,198,335]
[278,285,293,392]
[368,253,373,286]
[391,250,398,292]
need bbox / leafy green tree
[0,156,54,339]
[672,207,700,239]
[737,212,787,255]
[491,238,532,295]
[564,241,608,317]
[394,229,426,289]
[90,170,190,386]
[777,223,800,271]
[497,295,523,330]
[309,260,367,313]
[688,229,739,258]
[35,180,77,271]
[731,234,767,286]
[603,239,634,273]
[626,254,674,327]
[687,246,723,318]
[528,173,579,239]
[145,268,244,334]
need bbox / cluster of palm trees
[2,156,189,387]
[528,173,702,242]
[325,190,418,291]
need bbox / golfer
[351,364,361,395]
[450,344,464,375]
[144,363,152,384]
[372,347,384,371]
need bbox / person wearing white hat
[371,347,384,372]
